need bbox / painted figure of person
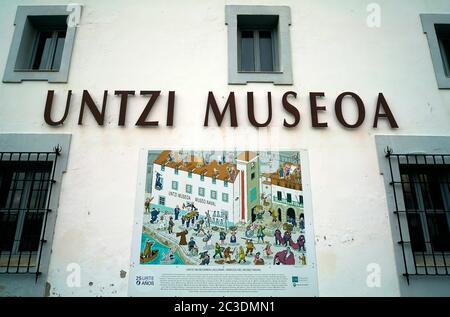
[176,229,188,245]
[174,205,180,220]
[299,216,305,232]
[283,230,291,247]
[205,210,211,228]
[200,251,210,265]
[219,230,227,246]
[245,239,254,256]
[186,216,190,228]
[256,225,266,243]
[223,247,233,263]
[300,253,307,265]
[253,252,265,265]
[238,246,246,263]
[297,235,306,252]
[264,242,273,257]
[274,229,283,245]
[203,230,213,249]
[188,237,197,252]
[229,231,237,244]
[168,216,174,234]
[213,242,223,259]
[144,197,151,214]
[150,207,160,224]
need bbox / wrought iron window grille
[385,147,450,284]
[0,146,61,280]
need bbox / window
[198,187,205,197]
[224,180,228,187]
[200,175,205,182]
[211,190,217,200]
[399,166,450,253]
[277,191,282,201]
[381,142,450,280]
[225,5,292,84]
[421,14,450,89]
[186,184,192,194]
[175,168,179,175]
[0,161,52,256]
[159,196,166,206]
[287,193,292,203]
[250,188,257,202]
[188,172,192,178]
[0,134,70,296]
[251,172,256,180]
[3,5,82,83]
[212,177,216,185]
[171,181,178,191]
[222,193,229,203]
[161,164,165,171]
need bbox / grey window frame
[0,134,70,297]
[225,5,293,85]
[421,14,450,89]
[3,5,81,83]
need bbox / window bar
[9,153,26,273]
[34,145,61,281]
[427,154,440,275]
[27,159,47,272]
[385,147,410,284]
[414,154,429,275]
[399,154,419,276]
[443,156,450,274]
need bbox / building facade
[0,0,450,297]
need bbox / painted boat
[140,250,159,263]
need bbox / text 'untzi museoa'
[43,90,399,129]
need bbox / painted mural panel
[129,150,318,296]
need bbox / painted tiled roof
[153,150,238,183]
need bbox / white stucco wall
[0,0,449,296]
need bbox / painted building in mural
[0,0,449,297]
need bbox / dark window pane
[19,213,44,252]
[32,32,53,70]
[0,212,18,251]
[407,213,426,252]
[277,191,282,201]
[401,174,417,210]
[287,193,292,203]
[259,31,274,71]
[51,31,66,70]
[426,213,450,252]
[240,31,255,71]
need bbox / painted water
[140,233,184,265]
